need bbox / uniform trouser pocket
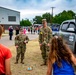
[41,45,49,60]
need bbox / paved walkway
[0,33,38,47]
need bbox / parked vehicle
[51,24,60,36]
[58,19,76,53]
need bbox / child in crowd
[0,25,12,75]
[47,36,76,75]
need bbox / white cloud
[20,9,52,20]
[0,0,76,20]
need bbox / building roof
[0,6,20,13]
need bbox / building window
[8,16,16,21]
[2,17,4,19]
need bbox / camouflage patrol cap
[42,19,46,22]
[19,28,23,31]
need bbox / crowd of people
[8,25,41,41]
[0,19,76,75]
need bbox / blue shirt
[53,60,75,75]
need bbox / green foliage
[53,10,75,24]
[20,19,32,26]
[33,13,52,24]
[42,13,52,23]
[33,16,42,24]
[20,10,75,25]
[33,10,75,25]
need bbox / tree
[42,13,52,23]
[53,10,75,24]
[33,13,52,24]
[33,10,75,25]
[33,16,42,24]
[20,19,32,26]
[67,10,75,18]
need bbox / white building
[0,6,20,29]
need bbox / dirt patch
[9,39,47,75]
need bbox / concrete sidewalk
[0,33,38,47]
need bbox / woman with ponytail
[47,36,76,75]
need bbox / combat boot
[14,61,18,64]
[21,59,24,64]
[14,59,18,64]
[40,60,46,66]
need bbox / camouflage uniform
[39,26,52,64]
[15,33,29,64]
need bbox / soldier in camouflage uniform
[39,19,52,66]
[15,28,29,64]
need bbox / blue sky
[0,0,76,20]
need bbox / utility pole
[50,7,55,24]
[51,7,55,18]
